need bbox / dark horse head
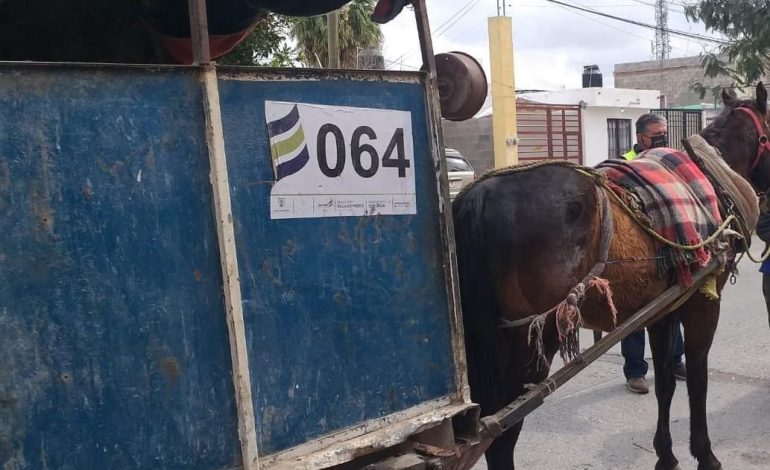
[702,83,770,194]
[452,82,769,470]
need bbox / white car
[445,148,475,199]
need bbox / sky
[379,0,724,90]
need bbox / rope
[496,152,746,336]
[501,183,616,362]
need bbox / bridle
[736,106,770,173]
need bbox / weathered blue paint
[0,66,241,469]
[218,75,456,455]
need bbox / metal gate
[517,103,583,164]
[651,108,703,150]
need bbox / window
[607,118,632,159]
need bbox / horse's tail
[452,182,514,415]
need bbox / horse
[452,82,770,470]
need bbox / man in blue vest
[620,113,687,394]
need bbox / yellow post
[488,16,518,168]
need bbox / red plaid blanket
[597,148,722,286]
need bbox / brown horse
[452,83,770,470]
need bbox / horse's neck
[689,134,760,232]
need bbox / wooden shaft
[481,259,721,436]
[328,10,340,68]
[187,0,211,64]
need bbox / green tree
[218,14,298,67]
[290,0,382,68]
[685,0,770,97]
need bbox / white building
[518,88,661,167]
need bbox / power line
[553,1,703,56]
[432,0,481,37]
[392,0,482,66]
[435,0,482,37]
[544,0,729,44]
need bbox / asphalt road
[471,238,770,469]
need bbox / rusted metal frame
[546,108,554,159]
[413,0,470,404]
[187,0,259,468]
[188,0,211,64]
[561,109,568,160]
[480,259,722,437]
[577,106,584,164]
[264,399,475,469]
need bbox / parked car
[445,147,475,199]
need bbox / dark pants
[621,322,684,379]
[762,274,770,325]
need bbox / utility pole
[488,10,518,168]
[328,10,340,68]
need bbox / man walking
[620,113,687,394]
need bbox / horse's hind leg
[680,294,722,470]
[484,317,560,470]
[648,315,680,470]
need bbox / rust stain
[81,180,93,200]
[333,291,348,305]
[28,134,56,238]
[97,159,125,177]
[260,259,282,285]
[392,256,405,279]
[158,356,182,387]
[282,239,298,258]
[193,269,202,282]
[145,147,156,170]
[0,156,9,211]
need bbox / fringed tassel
[589,276,618,327]
[555,285,585,362]
[527,313,551,370]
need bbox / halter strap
[735,106,770,172]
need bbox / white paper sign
[265,101,416,219]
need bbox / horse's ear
[722,88,736,107]
[756,82,767,114]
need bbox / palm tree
[290,0,382,69]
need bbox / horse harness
[736,106,770,174]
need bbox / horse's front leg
[680,295,722,470]
[647,315,680,470]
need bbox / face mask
[650,134,669,148]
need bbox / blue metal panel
[218,74,456,455]
[0,66,240,469]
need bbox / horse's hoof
[696,453,722,470]
[655,460,680,470]
[697,461,722,470]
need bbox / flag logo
[267,104,310,180]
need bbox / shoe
[674,363,687,381]
[627,377,649,394]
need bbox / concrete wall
[582,106,649,167]
[442,116,494,174]
[614,56,734,107]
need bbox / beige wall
[614,56,733,107]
